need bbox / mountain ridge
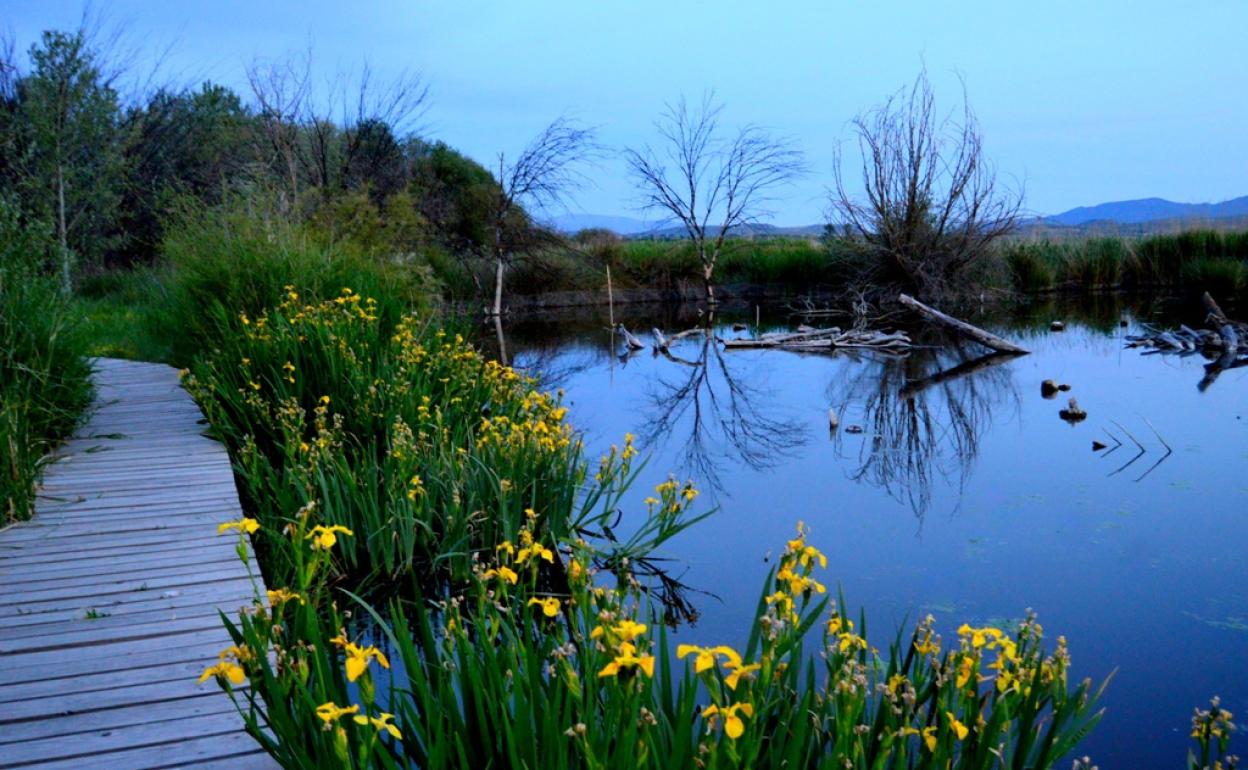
[552,195,1248,237]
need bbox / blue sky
[7,0,1247,223]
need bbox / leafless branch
[625,94,806,303]
[831,69,1022,301]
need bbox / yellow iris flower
[527,596,561,617]
[483,566,519,584]
[330,634,391,682]
[946,711,970,740]
[198,660,245,685]
[266,588,304,607]
[315,702,360,724]
[353,712,402,739]
[306,524,353,550]
[702,702,754,739]
[217,518,259,536]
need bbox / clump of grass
[0,198,93,523]
[160,196,437,363]
[1180,257,1246,299]
[1003,242,1059,292]
[1059,238,1127,290]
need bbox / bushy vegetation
[0,198,92,522]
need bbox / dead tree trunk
[898,294,1029,355]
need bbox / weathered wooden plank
[0,516,237,543]
[0,655,223,704]
[0,712,255,766]
[0,547,245,582]
[6,731,270,770]
[0,690,237,743]
[0,531,223,561]
[2,593,249,630]
[0,610,246,655]
[0,570,258,609]
[0,586,255,626]
[1,558,248,591]
[0,637,231,687]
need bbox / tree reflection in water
[641,327,806,490]
[828,340,1020,519]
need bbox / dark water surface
[495,296,1248,769]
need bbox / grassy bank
[0,200,93,523]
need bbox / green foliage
[13,30,126,284]
[159,195,435,363]
[71,266,173,362]
[0,197,92,522]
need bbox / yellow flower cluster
[593,618,656,680]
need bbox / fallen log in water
[897,294,1030,355]
[1125,292,1248,353]
[721,327,912,353]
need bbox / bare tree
[625,94,805,304]
[245,52,311,204]
[488,116,599,317]
[831,69,1021,301]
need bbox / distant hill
[548,214,664,236]
[1041,196,1248,227]
[555,195,1248,241]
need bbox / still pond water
[495,296,1248,769]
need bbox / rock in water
[845,425,864,434]
[1051,321,1065,331]
[732,322,748,331]
[1059,397,1088,424]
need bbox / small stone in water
[845,425,864,434]
[1051,321,1065,331]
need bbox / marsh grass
[0,200,93,523]
[160,198,436,363]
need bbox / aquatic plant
[207,514,1109,770]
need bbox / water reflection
[828,339,1020,518]
[641,326,806,490]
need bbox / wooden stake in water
[607,265,615,327]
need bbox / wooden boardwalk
[0,358,274,769]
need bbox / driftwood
[721,327,912,353]
[1127,292,1248,352]
[897,294,1029,355]
[1125,292,1248,391]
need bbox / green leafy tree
[17,30,125,291]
